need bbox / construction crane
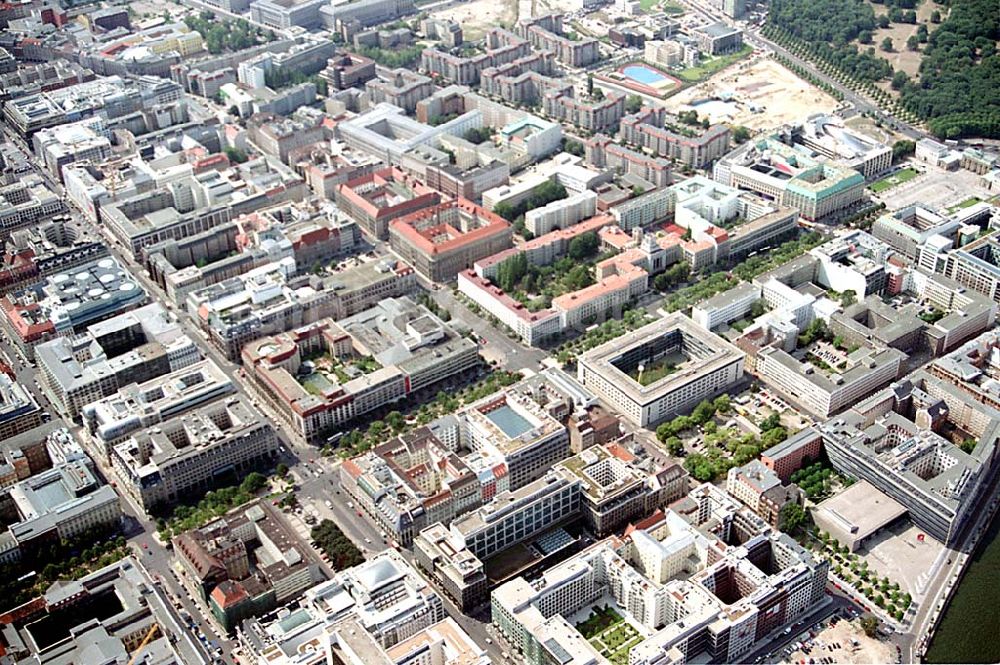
[127,624,161,665]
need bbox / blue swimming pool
[622,65,668,85]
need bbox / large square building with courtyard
[577,313,745,427]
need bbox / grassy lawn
[676,44,753,83]
[628,352,685,386]
[639,0,684,12]
[947,196,982,212]
[870,167,918,193]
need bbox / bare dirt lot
[431,0,518,39]
[781,618,897,665]
[664,58,841,131]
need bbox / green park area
[870,167,918,193]
[677,44,753,83]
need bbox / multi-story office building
[0,374,42,442]
[319,52,377,90]
[247,113,325,165]
[0,217,107,295]
[692,22,744,54]
[335,167,441,239]
[336,103,483,166]
[760,428,824,482]
[524,190,598,236]
[0,177,66,241]
[714,136,865,221]
[413,522,488,613]
[754,344,904,419]
[620,108,731,169]
[249,0,326,29]
[871,204,964,266]
[793,115,892,180]
[457,271,562,345]
[32,117,112,182]
[36,303,200,420]
[0,557,208,665]
[449,470,582,560]
[239,550,444,656]
[2,75,183,138]
[341,426,482,546]
[577,313,745,427]
[499,115,562,161]
[187,257,416,361]
[556,442,688,537]
[0,420,73,488]
[389,199,512,283]
[492,487,827,665]
[82,359,234,459]
[942,232,1000,305]
[242,298,479,444]
[319,0,416,29]
[110,396,278,514]
[460,389,571,491]
[173,500,325,632]
[1,257,147,359]
[815,354,1000,544]
[100,159,305,260]
[0,460,121,564]
[692,282,762,331]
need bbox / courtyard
[575,605,645,665]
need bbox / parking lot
[780,615,897,664]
